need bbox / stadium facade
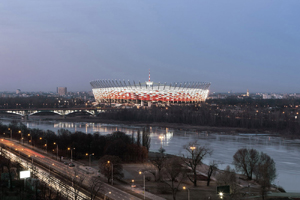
[90,73,210,105]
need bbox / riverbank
[0,113,284,135]
[26,114,273,134]
[42,116,300,139]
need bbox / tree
[183,142,213,186]
[163,157,186,200]
[150,147,167,181]
[254,152,277,200]
[98,155,123,184]
[71,169,86,200]
[1,153,14,190]
[89,176,103,200]
[233,148,259,180]
[207,161,218,186]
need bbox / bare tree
[233,148,259,180]
[207,161,218,186]
[183,142,212,186]
[254,152,277,200]
[89,176,103,200]
[71,169,85,200]
[150,147,167,181]
[163,157,186,200]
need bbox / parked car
[69,163,75,167]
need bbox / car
[69,163,75,167]
[63,161,68,165]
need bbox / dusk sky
[1,1,299,93]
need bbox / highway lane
[0,138,141,200]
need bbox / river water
[1,117,299,192]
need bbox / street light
[54,142,59,160]
[190,146,196,151]
[68,147,75,162]
[39,137,43,148]
[183,186,190,200]
[159,136,164,148]
[139,171,146,200]
[86,153,94,166]
[131,179,134,191]
[104,191,111,200]
[44,140,48,153]
[71,175,79,187]
[8,128,12,141]
[18,130,22,144]
[107,160,113,185]
[27,133,30,144]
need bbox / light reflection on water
[1,118,300,192]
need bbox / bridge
[0,108,106,118]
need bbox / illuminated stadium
[90,72,210,106]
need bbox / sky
[0,0,300,93]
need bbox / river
[1,116,299,192]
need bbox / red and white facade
[91,79,210,104]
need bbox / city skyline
[1,1,300,93]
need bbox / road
[0,138,142,200]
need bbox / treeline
[0,121,150,162]
[98,99,300,135]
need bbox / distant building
[57,87,67,96]
[262,93,283,99]
[16,89,21,94]
[247,89,249,97]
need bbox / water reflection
[1,118,300,192]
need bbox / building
[90,73,210,106]
[16,89,21,94]
[57,87,67,96]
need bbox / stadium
[90,73,210,106]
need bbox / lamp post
[107,161,113,185]
[183,186,190,200]
[190,146,196,159]
[68,147,75,162]
[104,191,111,200]
[72,175,79,187]
[27,133,30,144]
[190,146,196,151]
[86,153,94,167]
[139,171,146,200]
[8,128,12,141]
[54,142,58,160]
[159,136,164,148]
[44,139,48,153]
[18,130,22,144]
[131,179,134,191]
